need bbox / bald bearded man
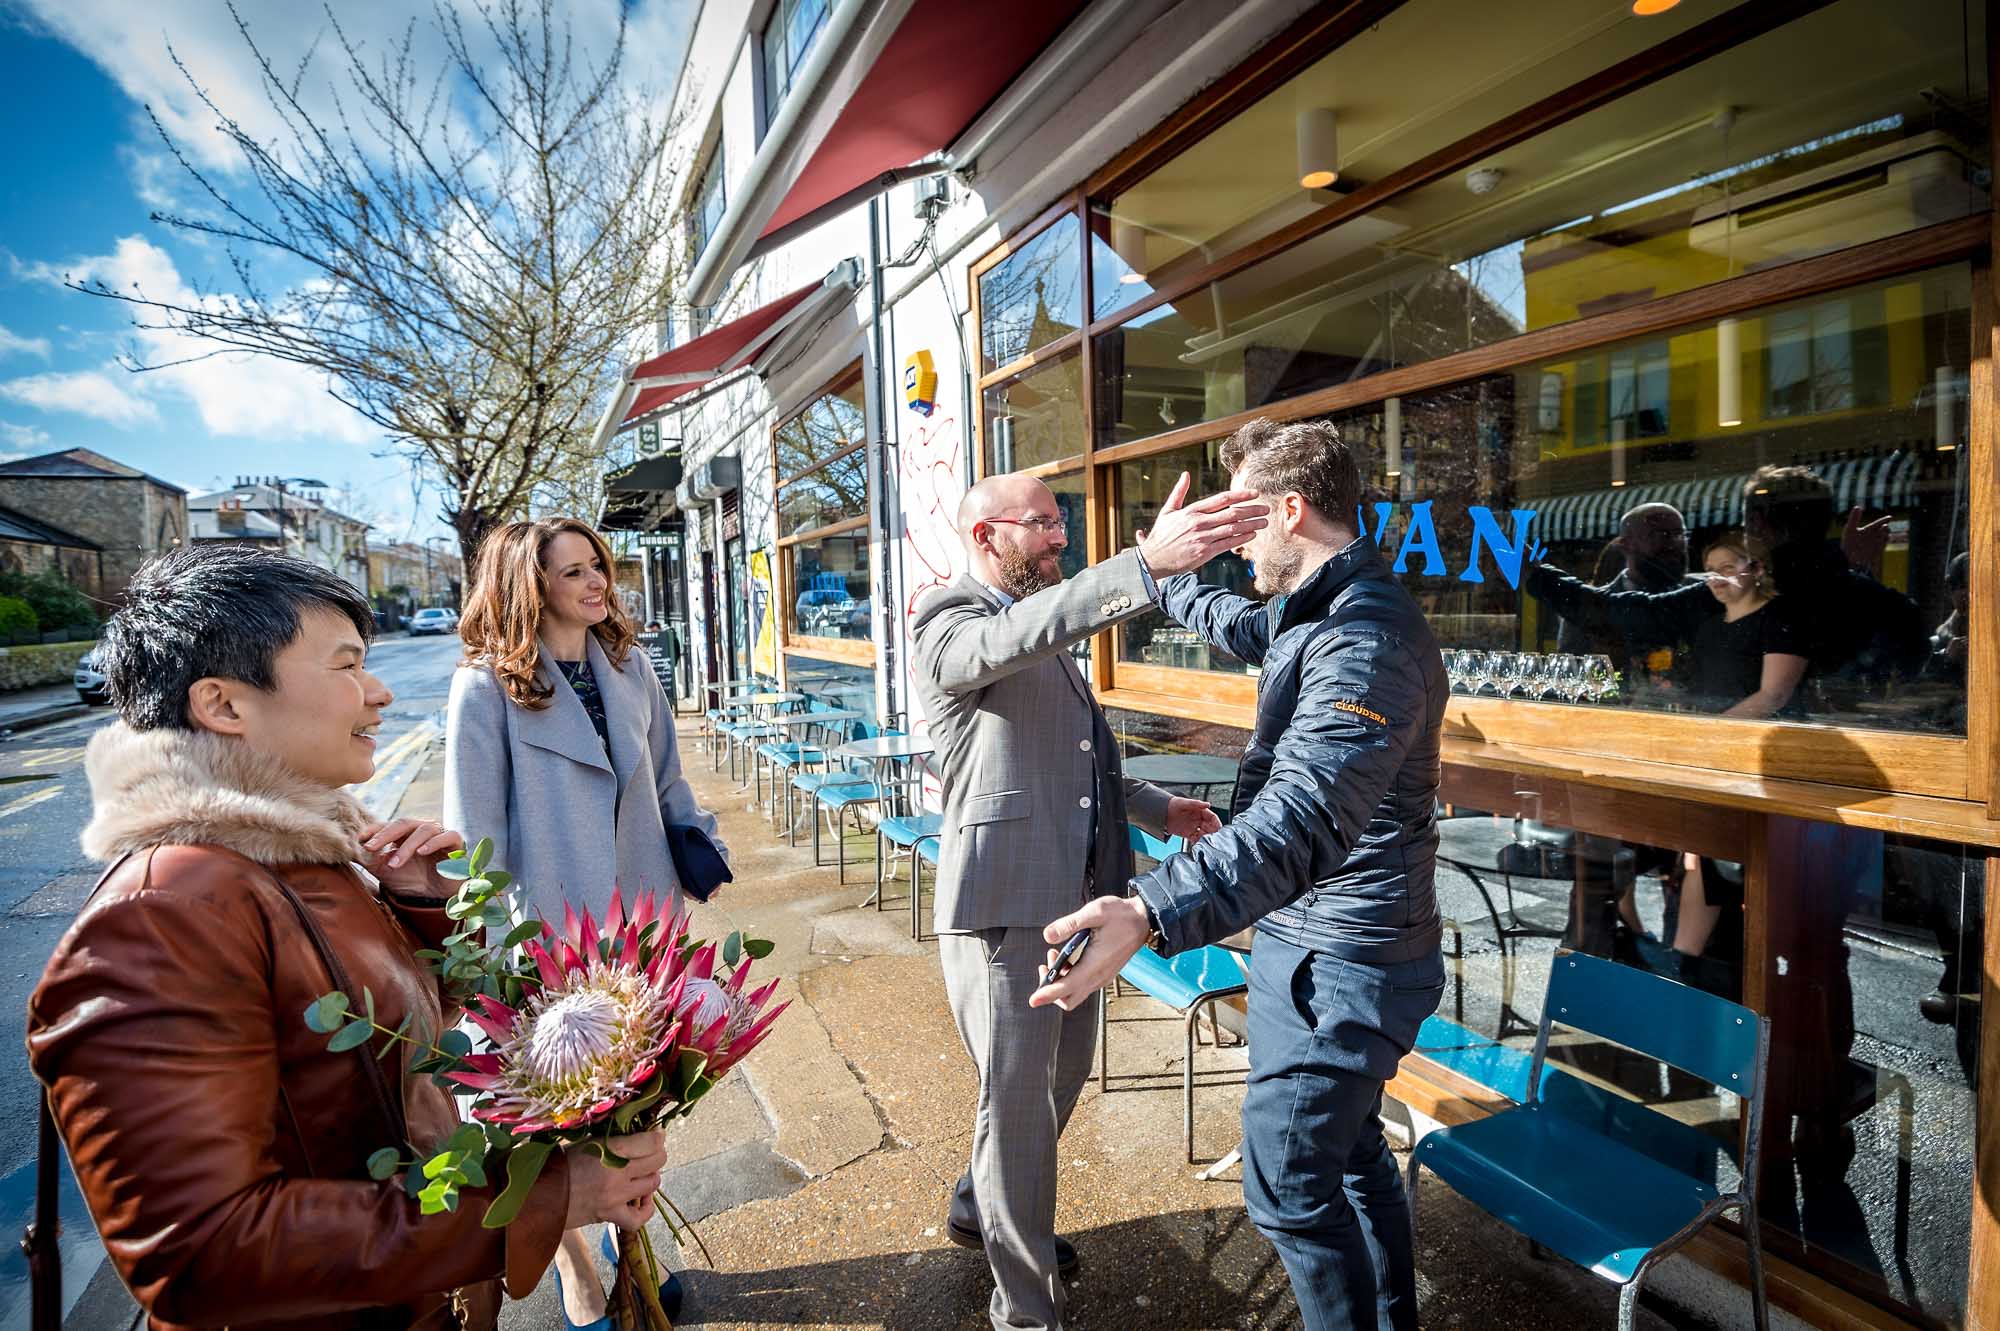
[911,471,1267,1331]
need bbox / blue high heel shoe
[551,1260,613,1331]
[601,1229,685,1323]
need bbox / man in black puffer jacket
[1033,417,1447,1331]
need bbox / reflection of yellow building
[1505,128,1978,604]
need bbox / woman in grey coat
[444,516,724,1329]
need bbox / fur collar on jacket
[81,721,371,866]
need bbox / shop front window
[784,531,870,643]
[1426,772,1976,1325]
[979,213,1081,373]
[981,351,1084,475]
[777,364,874,653]
[1088,0,1986,452]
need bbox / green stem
[655,1189,713,1268]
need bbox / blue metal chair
[792,724,889,880]
[1096,825,1251,1163]
[1408,950,1770,1331]
[875,751,942,935]
[755,699,839,821]
[911,836,940,938]
[780,713,865,841]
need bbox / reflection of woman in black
[1685,533,1808,719]
[1525,532,1808,997]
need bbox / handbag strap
[265,865,414,1152]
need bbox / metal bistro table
[831,734,934,908]
[756,709,863,817]
[730,692,805,791]
[1124,752,1241,807]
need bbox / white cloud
[0,325,50,359]
[0,422,52,449]
[12,1,695,175]
[17,235,380,445]
[0,368,160,427]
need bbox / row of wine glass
[1444,650,1620,702]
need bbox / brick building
[0,449,187,604]
[0,507,103,599]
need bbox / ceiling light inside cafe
[1717,316,1743,428]
[1297,108,1340,190]
[1111,217,1149,285]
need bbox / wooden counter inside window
[1441,735,2000,851]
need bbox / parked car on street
[74,646,110,705]
[408,607,458,637]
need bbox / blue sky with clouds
[0,2,691,541]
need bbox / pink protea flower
[446,888,788,1132]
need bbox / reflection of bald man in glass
[1554,502,1696,693]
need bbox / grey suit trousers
[940,925,1099,1331]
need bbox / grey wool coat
[442,633,724,927]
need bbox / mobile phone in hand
[1047,927,1092,981]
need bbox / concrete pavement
[391,717,1689,1331]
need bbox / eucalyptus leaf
[722,932,742,967]
[482,1141,552,1229]
[469,837,493,875]
[363,987,376,1026]
[412,949,445,962]
[423,1150,460,1180]
[435,857,471,881]
[366,1147,401,1180]
[418,1178,452,1214]
[326,1022,374,1053]
[744,938,775,960]
[459,1155,487,1188]
[404,1163,427,1199]
[503,920,543,947]
[444,897,478,920]
[438,1029,473,1058]
[483,870,512,891]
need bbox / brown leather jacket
[26,723,568,1330]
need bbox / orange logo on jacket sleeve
[1332,699,1389,726]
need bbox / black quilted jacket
[1133,537,1447,964]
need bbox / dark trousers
[1241,935,1444,1331]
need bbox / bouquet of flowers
[304,837,787,1328]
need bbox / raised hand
[1164,796,1221,845]
[1841,506,1890,576]
[359,817,464,888]
[1137,472,1270,577]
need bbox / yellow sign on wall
[904,349,938,416]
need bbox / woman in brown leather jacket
[26,546,666,1330]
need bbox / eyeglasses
[985,515,1067,535]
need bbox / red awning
[618,280,824,426]
[758,0,1087,244]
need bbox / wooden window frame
[773,361,875,665]
[964,0,1993,807]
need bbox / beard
[996,545,1063,600]
[1251,537,1305,598]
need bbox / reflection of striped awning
[1529,450,1920,544]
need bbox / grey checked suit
[910,550,1171,1331]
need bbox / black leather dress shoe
[945,1216,1078,1275]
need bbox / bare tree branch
[73,0,686,563]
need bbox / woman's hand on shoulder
[360,818,464,889]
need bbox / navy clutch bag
[667,824,732,902]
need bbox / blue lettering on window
[1354,503,1546,589]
